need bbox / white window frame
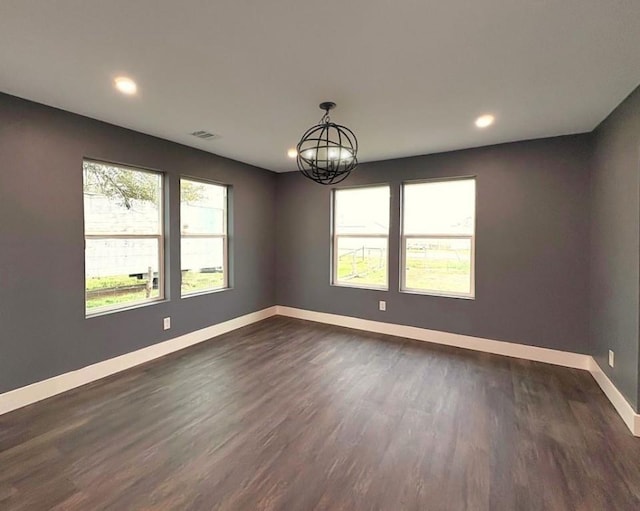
[83,160,165,316]
[180,177,229,297]
[331,184,390,291]
[400,177,476,299]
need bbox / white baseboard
[276,306,640,436]
[276,306,591,370]
[588,358,640,436]
[0,306,278,416]
[3,304,639,437]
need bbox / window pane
[335,186,389,235]
[181,179,226,235]
[404,238,472,295]
[335,237,387,288]
[404,179,475,235]
[181,237,225,294]
[83,160,164,315]
[83,161,162,235]
[85,238,160,311]
[180,179,228,296]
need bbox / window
[180,178,228,295]
[401,178,475,298]
[83,160,164,314]
[333,185,390,289]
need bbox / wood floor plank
[1,316,639,510]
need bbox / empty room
[1,1,640,510]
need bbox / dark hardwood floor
[1,316,639,510]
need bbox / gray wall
[276,135,592,355]
[0,92,277,394]
[5,86,640,412]
[590,86,640,410]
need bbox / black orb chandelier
[296,102,359,185]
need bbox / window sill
[181,287,232,299]
[331,282,388,292]
[400,288,475,300]
[85,297,167,318]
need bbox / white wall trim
[276,306,591,370]
[0,306,278,416]
[276,306,640,436]
[588,357,640,436]
[3,304,639,437]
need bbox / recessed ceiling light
[475,114,495,128]
[114,76,137,95]
[287,148,297,158]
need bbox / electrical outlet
[608,350,614,368]
[379,300,386,311]
[163,317,171,330]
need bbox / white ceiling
[1,1,639,172]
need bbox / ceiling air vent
[190,130,217,140]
